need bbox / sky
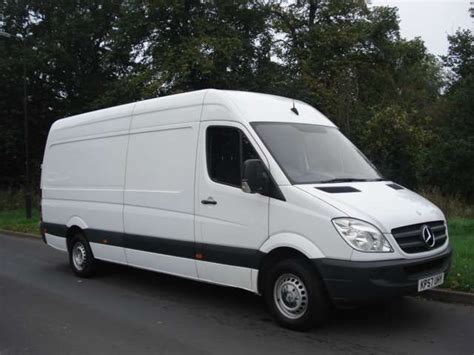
[370,0,473,56]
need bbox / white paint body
[41,89,448,293]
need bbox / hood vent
[387,183,404,190]
[315,186,360,193]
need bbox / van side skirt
[42,222,265,269]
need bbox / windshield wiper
[317,178,386,184]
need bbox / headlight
[332,218,392,253]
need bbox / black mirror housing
[242,159,267,194]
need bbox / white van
[40,89,452,330]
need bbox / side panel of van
[41,112,131,264]
[123,105,202,279]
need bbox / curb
[417,288,474,306]
[0,229,40,239]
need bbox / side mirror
[242,159,268,194]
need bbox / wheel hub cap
[72,242,87,271]
[273,273,308,319]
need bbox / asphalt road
[0,233,473,355]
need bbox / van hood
[296,181,445,233]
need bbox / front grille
[391,221,447,254]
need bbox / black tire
[68,232,97,278]
[263,258,330,331]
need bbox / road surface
[0,232,473,355]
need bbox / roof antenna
[291,99,299,115]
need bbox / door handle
[201,197,217,205]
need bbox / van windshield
[251,122,383,184]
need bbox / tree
[427,29,474,200]
[361,105,431,187]
[136,0,279,95]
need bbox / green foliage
[427,136,474,199]
[427,30,474,200]
[421,188,474,218]
[443,218,474,292]
[0,188,40,211]
[0,1,472,202]
[361,106,431,187]
[144,0,275,93]
[443,29,474,81]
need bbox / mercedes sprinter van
[40,89,452,330]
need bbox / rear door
[195,121,269,290]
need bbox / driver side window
[206,126,259,188]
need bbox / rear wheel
[68,232,96,278]
[264,258,330,331]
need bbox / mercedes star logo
[421,225,436,248]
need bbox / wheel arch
[65,217,88,252]
[259,233,325,259]
[66,216,88,230]
[65,225,84,252]
[257,233,325,295]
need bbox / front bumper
[314,245,452,306]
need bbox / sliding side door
[123,105,201,279]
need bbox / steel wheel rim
[273,273,308,319]
[72,242,87,271]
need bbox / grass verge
[0,209,40,234]
[443,218,474,293]
[0,209,472,292]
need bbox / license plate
[418,273,444,292]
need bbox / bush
[0,188,40,211]
[420,187,474,218]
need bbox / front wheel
[68,232,97,278]
[264,258,330,331]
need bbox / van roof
[50,89,335,133]
[208,90,335,127]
